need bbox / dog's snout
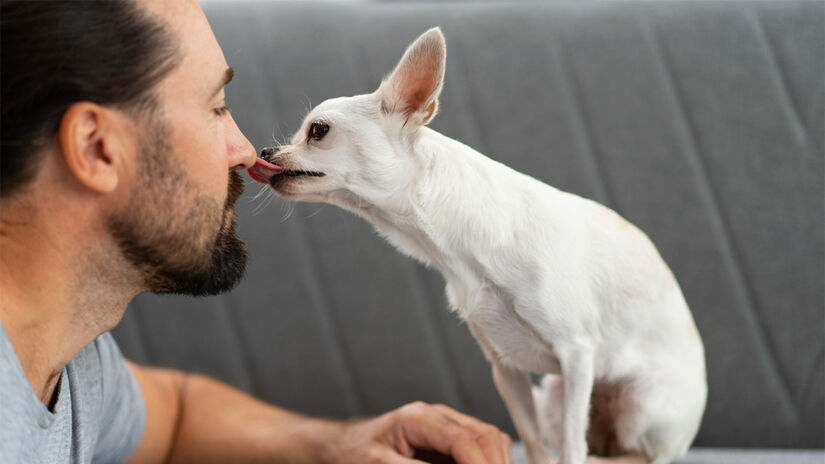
[260,146,280,160]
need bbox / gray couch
[112,0,824,461]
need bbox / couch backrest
[112,0,824,448]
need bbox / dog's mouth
[248,157,325,185]
[280,169,326,178]
[248,157,282,184]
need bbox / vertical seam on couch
[807,81,825,130]
[217,295,259,394]
[644,16,798,421]
[123,301,152,365]
[797,346,824,409]
[234,9,365,415]
[292,219,365,416]
[806,82,824,153]
[403,262,468,410]
[454,37,492,155]
[350,28,378,96]
[749,7,813,149]
[551,34,615,209]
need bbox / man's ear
[378,27,446,127]
[58,102,129,194]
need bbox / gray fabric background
[112,0,824,452]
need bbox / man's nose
[260,146,279,160]
[227,118,256,171]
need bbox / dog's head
[250,28,446,214]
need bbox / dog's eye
[309,122,330,141]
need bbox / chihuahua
[250,28,707,464]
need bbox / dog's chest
[456,284,561,374]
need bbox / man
[0,1,512,463]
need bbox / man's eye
[309,122,329,141]
[214,105,231,116]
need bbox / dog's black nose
[260,146,279,160]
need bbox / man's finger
[396,403,491,464]
[429,404,511,464]
[500,432,513,464]
[475,428,505,464]
[499,432,512,464]
[410,424,491,464]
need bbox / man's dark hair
[0,0,179,198]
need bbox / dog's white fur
[263,28,707,464]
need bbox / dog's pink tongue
[248,157,283,184]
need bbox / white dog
[249,28,707,464]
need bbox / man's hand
[328,401,512,464]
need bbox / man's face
[107,0,256,296]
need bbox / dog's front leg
[557,346,595,464]
[469,322,550,464]
[491,362,550,464]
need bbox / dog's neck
[347,127,533,286]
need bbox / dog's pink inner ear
[381,28,446,124]
[398,61,440,116]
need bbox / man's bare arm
[125,361,512,464]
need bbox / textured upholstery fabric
[112,0,824,451]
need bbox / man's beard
[106,114,248,296]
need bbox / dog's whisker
[279,200,296,223]
[250,183,280,216]
[271,124,289,148]
[297,94,314,127]
[251,184,270,202]
[302,94,312,118]
[263,194,278,214]
[304,205,326,219]
[251,191,273,216]
[270,125,279,145]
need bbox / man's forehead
[139,0,229,98]
[139,0,197,20]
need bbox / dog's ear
[378,27,446,127]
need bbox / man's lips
[248,157,283,184]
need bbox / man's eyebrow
[210,67,234,99]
